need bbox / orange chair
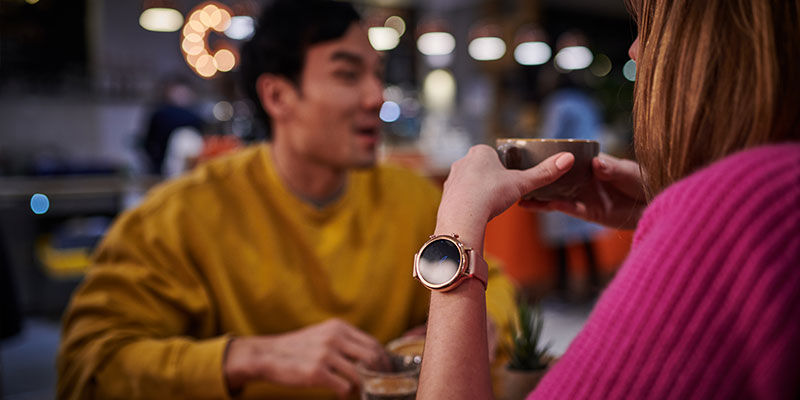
[485,203,634,291]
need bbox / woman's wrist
[434,207,489,252]
[433,212,489,288]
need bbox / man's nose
[363,75,384,111]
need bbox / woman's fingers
[594,153,637,180]
[514,152,574,196]
[593,154,645,200]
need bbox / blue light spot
[31,193,50,214]
[623,59,637,81]
[379,101,401,122]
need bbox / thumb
[516,152,574,195]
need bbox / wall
[0,96,146,174]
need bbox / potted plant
[498,298,552,400]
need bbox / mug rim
[357,360,421,379]
[495,138,598,144]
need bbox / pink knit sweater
[530,144,800,399]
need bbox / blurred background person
[142,75,207,176]
[537,65,603,302]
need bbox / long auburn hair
[627,0,800,196]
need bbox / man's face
[281,23,384,170]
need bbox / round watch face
[418,238,461,286]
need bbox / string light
[180,1,239,79]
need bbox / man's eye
[335,70,359,81]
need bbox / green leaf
[505,296,549,371]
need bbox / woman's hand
[520,153,646,230]
[435,145,574,242]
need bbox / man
[57,1,515,399]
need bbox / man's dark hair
[239,0,361,138]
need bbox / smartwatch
[413,234,487,292]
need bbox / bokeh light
[623,59,637,81]
[182,38,205,55]
[213,101,234,121]
[383,85,403,103]
[181,2,238,79]
[590,53,612,77]
[195,54,217,77]
[214,49,236,72]
[139,7,184,32]
[212,9,232,31]
[368,27,400,51]
[554,46,593,71]
[514,41,551,65]
[385,16,406,37]
[225,16,254,40]
[468,37,506,61]
[417,32,456,56]
[30,193,50,215]
[187,20,205,34]
[379,101,401,122]
[186,52,203,67]
[423,69,456,111]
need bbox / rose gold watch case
[413,234,473,292]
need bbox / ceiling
[358,0,629,17]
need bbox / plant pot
[495,366,548,400]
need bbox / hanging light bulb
[363,12,405,52]
[139,0,184,32]
[553,30,593,71]
[417,31,455,56]
[369,27,400,51]
[513,24,551,66]
[416,19,455,68]
[467,22,506,61]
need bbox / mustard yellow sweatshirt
[57,144,516,399]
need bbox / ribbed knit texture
[530,144,800,399]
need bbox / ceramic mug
[496,138,599,202]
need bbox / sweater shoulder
[115,145,266,229]
[636,144,800,241]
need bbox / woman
[416,0,800,398]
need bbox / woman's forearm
[418,276,493,399]
[416,146,573,399]
[417,217,494,399]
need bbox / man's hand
[223,319,391,398]
[520,153,647,230]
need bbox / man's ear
[255,74,298,121]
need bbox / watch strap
[464,249,488,290]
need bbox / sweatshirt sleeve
[57,205,231,400]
